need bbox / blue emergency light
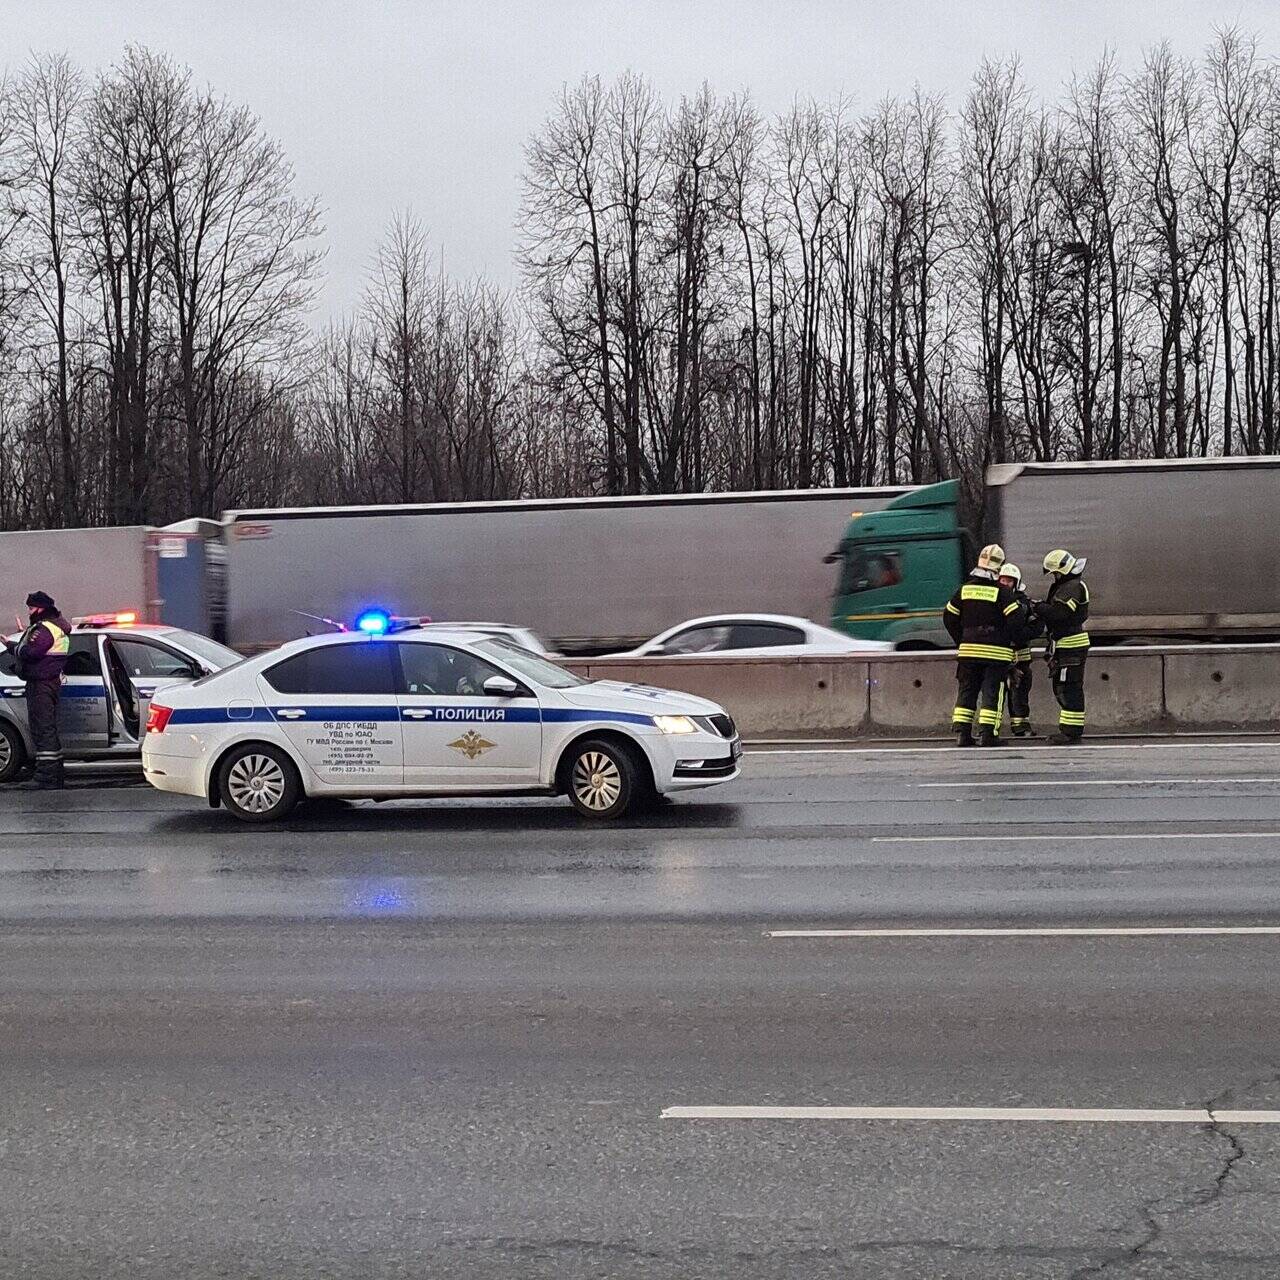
[354,609,391,636]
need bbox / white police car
[141,617,741,822]
[0,612,242,783]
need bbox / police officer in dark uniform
[3,591,72,788]
[1039,549,1090,744]
[944,543,1025,748]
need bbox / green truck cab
[828,481,966,648]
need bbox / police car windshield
[473,637,585,689]
[168,631,242,671]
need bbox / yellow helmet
[1043,549,1086,576]
[977,543,1005,572]
[1000,562,1022,588]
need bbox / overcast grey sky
[4,0,1271,318]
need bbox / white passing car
[615,613,893,658]
[415,621,557,656]
[142,626,741,822]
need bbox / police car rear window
[263,642,395,696]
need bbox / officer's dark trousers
[1008,661,1033,731]
[953,660,1005,737]
[1052,662,1086,740]
[26,679,64,785]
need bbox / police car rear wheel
[565,739,636,820]
[0,721,26,784]
[220,745,300,822]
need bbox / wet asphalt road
[5,740,1280,1277]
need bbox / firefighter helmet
[1000,562,1022,589]
[1043,549,1086,576]
[977,543,1006,572]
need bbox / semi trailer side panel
[0,525,153,624]
[222,489,911,651]
[990,458,1280,637]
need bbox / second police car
[142,615,742,821]
[0,612,242,783]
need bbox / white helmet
[1043,549,1087,577]
[999,562,1022,589]
[977,543,1005,572]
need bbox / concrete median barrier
[1163,648,1280,731]
[567,644,1280,739]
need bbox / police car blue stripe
[401,706,541,723]
[542,707,655,727]
[61,683,107,699]
[161,704,658,728]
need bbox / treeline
[1,32,1278,529]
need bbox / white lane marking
[917,777,1279,789]
[872,831,1280,844]
[765,926,1280,939]
[661,1105,1280,1123]
[751,743,1280,756]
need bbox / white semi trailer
[221,488,914,652]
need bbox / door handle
[403,708,432,720]
[276,708,306,720]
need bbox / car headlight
[653,714,699,735]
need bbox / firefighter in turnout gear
[998,563,1043,737]
[1039,549,1090,744]
[3,591,71,788]
[944,543,1026,747]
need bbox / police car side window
[64,635,101,677]
[111,639,197,679]
[396,643,506,697]
[263,643,395,696]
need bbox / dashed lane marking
[764,926,1280,939]
[916,777,1280,789]
[871,831,1280,844]
[750,743,1280,756]
[661,1106,1280,1123]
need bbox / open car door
[100,636,140,745]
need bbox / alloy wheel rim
[572,750,622,811]
[226,754,286,814]
[0,733,11,774]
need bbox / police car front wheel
[218,744,301,822]
[0,721,26,785]
[563,737,644,820]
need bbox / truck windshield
[474,637,587,689]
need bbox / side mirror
[822,551,842,565]
[483,674,519,697]
[648,642,666,656]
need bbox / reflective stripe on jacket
[1042,578,1090,664]
[944,571,1023,665]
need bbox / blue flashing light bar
[355,609,391,635]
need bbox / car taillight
[146,704,173,734]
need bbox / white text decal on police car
[414,707,507,722]
[304,722,396,775]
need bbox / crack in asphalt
[1071,1070,1280,1277]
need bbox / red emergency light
[73,610,139,628]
